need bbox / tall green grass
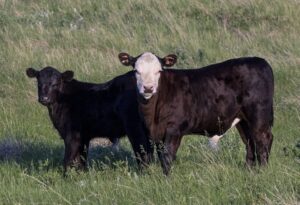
[0,0,299,204]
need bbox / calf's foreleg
[157,134,183,175]
[63,133,89,173]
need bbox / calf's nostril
[39,96,49,102]
[143,86,153,93]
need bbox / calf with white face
[119,52,177,100]
[119,52,274,175]
[119,52,225,150]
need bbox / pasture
[0,0,299,204]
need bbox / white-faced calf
[119,52,274,175]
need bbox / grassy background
[0,0,299,204]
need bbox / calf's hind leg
[241,104,274,166]
[126,125,154,169]
[253,129,273,165]
[236,121,256,166]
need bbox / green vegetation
[0,0,299,204]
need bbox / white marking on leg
[208,118,240,151]
[209,135,223,151]
[230,118,240,128]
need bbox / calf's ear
[26,68,39,78]
[162,54,177,67]
[61,70,74,82]
[118,52,135,66]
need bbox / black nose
[38,96,49,104]
[143,86,153,93]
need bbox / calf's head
[26,66,73,105]
[118,52,177,100]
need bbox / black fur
[120,54,274,175]
[26,66,153,173]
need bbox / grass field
[0,0,299,204]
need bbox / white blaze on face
[134,52,162,99]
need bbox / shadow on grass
[0,137,137,173]
[88,145,137,171]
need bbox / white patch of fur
[209,135,223,151]
[208,118,241,150]
[134,52,162,99]
[230,118,240,128]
